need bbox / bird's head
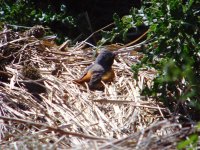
[95,49,116,68]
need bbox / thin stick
[73,22,114,50]
[0,37,30,48]
[93,99,165,109]
[113,40,149,55]
[0,29,12,36]
[0,116,107,140]
[6,24,50,30]
[124,29,149,47]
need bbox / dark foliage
[0,0,141,43]
[99,0,200,121]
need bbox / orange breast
[74,68,114,84]
[101,68,115,82]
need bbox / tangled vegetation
[100,1,200,148]
[0,0,200,149]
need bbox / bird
[74,49,116,90]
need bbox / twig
[0,116,107,140]
[93,99,166,109]
[157,104,165,119]
[0,29,12,36]
[0,70,12,78]
[6,24,50,30]
[113,40,149,55]
[73,22,114,50]
[99,118,180,149]
[0,37,30,48]
[124,29,149,47]
[135,129,145,150]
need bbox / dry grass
[0,27,196,149]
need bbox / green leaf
[177,134,198,149]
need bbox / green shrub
[139,0,200,120]
[102,0,200,120]
[177,123,200,149]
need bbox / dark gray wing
[88,65,105,90]
[79,63,94,79]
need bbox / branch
[0,37,30,49]
[0,116,107,140]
